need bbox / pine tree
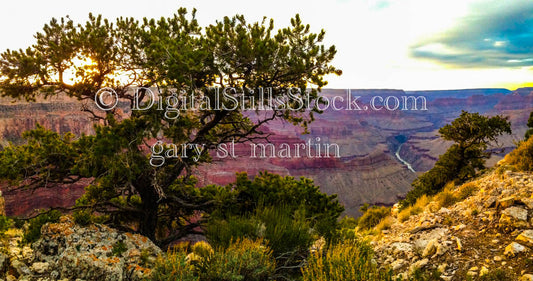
[402,111,511,206]
[0,9,341,246]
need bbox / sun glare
[62,55,97,86]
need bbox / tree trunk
[139,189,159,242]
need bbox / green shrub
[202,172,344,280]
[149,249,199,281]
[401,152,459,208]
[150,239,274,281]
[0,215,13,234]
[302,240,394,281]
[13,218,25,229]
[339,216,358,229]
[206,205,314,256]
[206,205,313,279]
[256,206,313,259]
[205,215,258,249]
[336,216,359,241]
[198,238,275,281]
[337,227,358,241]
[22,210,62,244]
[203,172,344,241]
[358,206,390,230]
[73,209,92,226]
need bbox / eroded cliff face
[0,88,531,217]
[0,95,95,146]
[0,96,95,216]
[1,181,89,217]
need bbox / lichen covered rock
[31,216,161,281]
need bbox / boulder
[504,242,528,257]
[409,258,429,274]
[30,262,50,274]
[500,207,529,229]
[391,259,406,271]
[484,196,497,208]
[520,198,533,210]
[32,216,161,281]
[503,207,528,221]
[11,259,32,276]
[497,196,516,209]
[517,230,533,245]
[422,238,439,257]
[390,242,414,256]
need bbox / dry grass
[504,136,533,171]
[398,195,430,222]
[435,188,458,209]
[458,181,477,200]
[302,240,392,281]
[375,216,394,233]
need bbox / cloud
[372,0,390,10]
[410,1,533,68]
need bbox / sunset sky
[0,0,531,90]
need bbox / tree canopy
[0,8,341,246]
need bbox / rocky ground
[0,216,160,281]
[372,167,533,281]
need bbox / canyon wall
[0,88,531,217]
